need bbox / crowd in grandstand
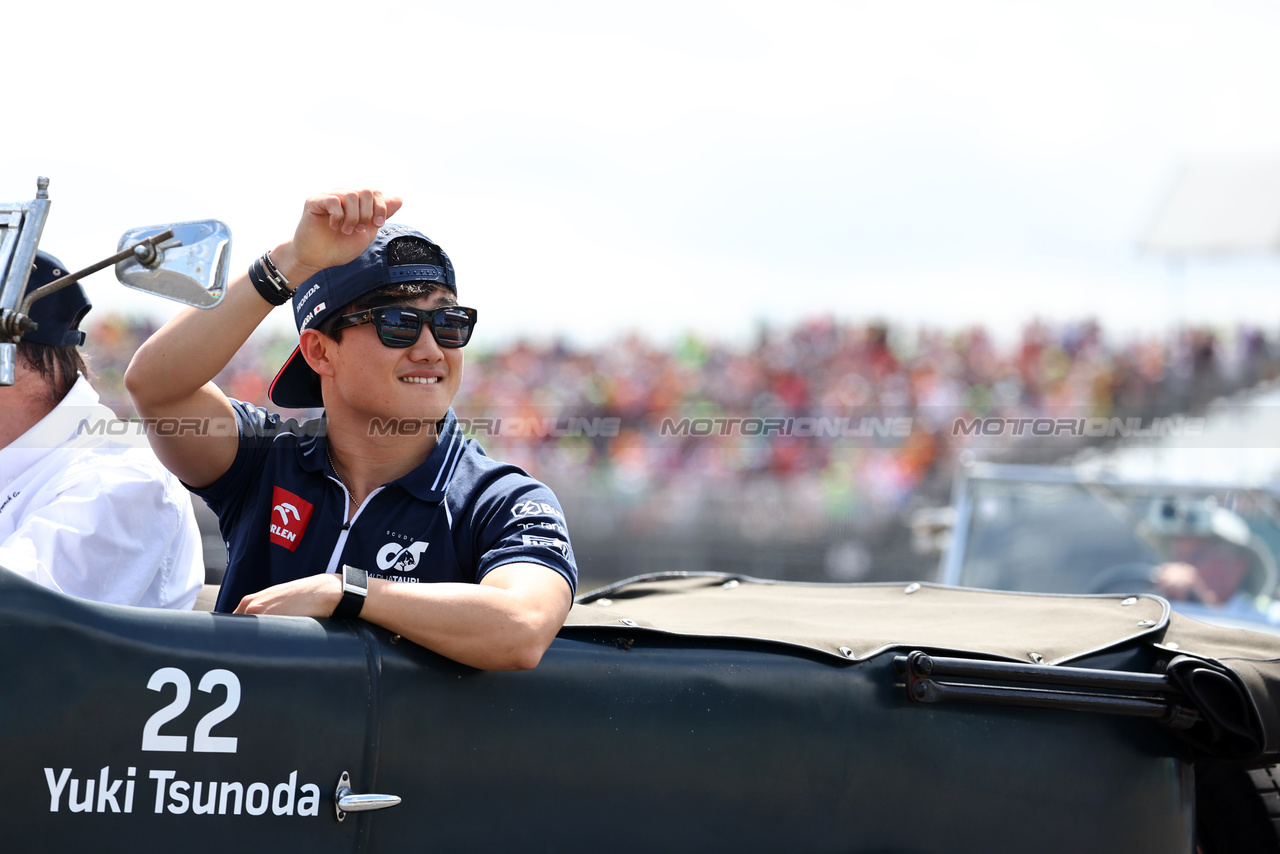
[83,314,1278,540]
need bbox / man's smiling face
[324,291,465,425]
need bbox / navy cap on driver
[22,252,91,347]
[268,225,456,409]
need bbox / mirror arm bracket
[16,229,174,318]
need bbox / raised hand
[278,189,405,281]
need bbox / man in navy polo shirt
[125,190,575,670]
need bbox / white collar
[0,375,107,481]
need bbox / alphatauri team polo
[195,402,577,613]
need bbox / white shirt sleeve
[0,453,203,609]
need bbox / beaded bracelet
[249,252,295,306]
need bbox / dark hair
[315,236,451,343]
[18,341,88,404]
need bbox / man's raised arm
[125,190,401,487]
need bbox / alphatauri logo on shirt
[377,540,429,573]
[270,487,315,552]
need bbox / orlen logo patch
[270,487,315,552]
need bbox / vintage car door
[360,585,1198,854]
[0,572,384,852]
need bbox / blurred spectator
[80,313,1279,538]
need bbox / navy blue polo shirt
[194,401,577,613]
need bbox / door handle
[334,770,401,822]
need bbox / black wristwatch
[331,565,368,619]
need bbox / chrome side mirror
[0,176,234,387]
[115,220,231,308]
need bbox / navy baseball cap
[23,251,91,347]
[268,225,456,409]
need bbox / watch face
[342,565,369,596]
[334,566,368,619]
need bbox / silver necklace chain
[327,446,363,510]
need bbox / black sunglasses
[333,305,479,349]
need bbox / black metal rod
[18,229,174,316]
[912,678,1199,729]
[893,652,1176,693]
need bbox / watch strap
[331,565,368,619]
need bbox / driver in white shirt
[0,251,204,608]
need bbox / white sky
[7,0,1280,348]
